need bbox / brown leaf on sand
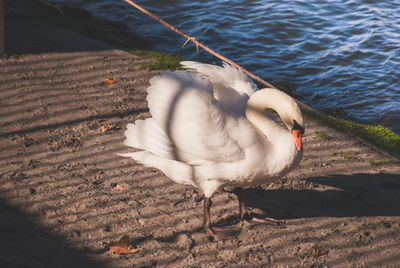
[112,184,124,191]
[107,235,141,254]
[312,246,328,258]
[104,78,115,84]
[100,124,121,132]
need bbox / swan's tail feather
[119,151,196,186]
[122,118,175,159]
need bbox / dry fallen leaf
[104,78,115,84]
[312,246,328,258]
[107,235,140,254]
[100,124,121,132]
[112,184,124,191]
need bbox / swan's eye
[292,120,305,134]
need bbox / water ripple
[54,0,400,134]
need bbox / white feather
[146,70,247,164]
[120,62,304,198]
[119,151,196,186]
[181,61,257,115]
[122,119,174,159]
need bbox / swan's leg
[203,197,240,239]
[234,187,246,220]
[234,187,284,226]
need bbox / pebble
[176,233,193,249]
[138,218,146,225]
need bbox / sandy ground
[1,1,400,267]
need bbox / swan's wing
[181,61,258,116]
[180,61,257,96]
[146,70,258,165]
[120,116,197,186]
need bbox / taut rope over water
[122,0,398,160]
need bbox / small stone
[176,233,193,249]
[269,255,276,263]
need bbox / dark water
[55,0,400,134]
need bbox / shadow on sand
[244,173,400,219]
[0,199,108,268]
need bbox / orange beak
[291,129,303,152]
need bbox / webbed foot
[204,225,241,239]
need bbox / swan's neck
[246,89,301,172]
[246,101,291,151]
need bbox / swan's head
[278,96,304,152]
[247,88,305,152]
[289,118,305,152]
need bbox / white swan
[120,61,305,238]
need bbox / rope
[123,0,398,160]
[180,36,199,56]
